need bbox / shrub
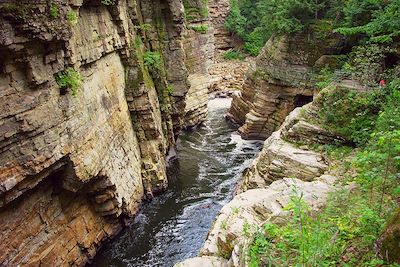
[183,0,209,21]
[55,67,83,96]
[188,25,209,34]
[166,84,174,95]
[314,86,386,145]
[223,50,245,60]
[101,0,115,5]
[66,10,78,24]
[49,3,59,19]
[143,51,162,70]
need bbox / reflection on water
[91,98,262,267]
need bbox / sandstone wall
[227,33,346,140]
[0,0,213,265]
[175,100,344,267]
[208,0,233,51]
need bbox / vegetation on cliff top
[226,0,400,56]
[227,1,400,265]
[247,80,400,266]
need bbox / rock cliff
[0,0,216,265]
[227,32,347,140]
[176,87,351,266]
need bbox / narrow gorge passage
[91,98,262,267]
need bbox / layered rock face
[0,0,213,265]
[177,91,350,266]
[182,0,215,128]
[227,33,345,140]
[208,0,233,51]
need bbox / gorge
[1,0,399,266]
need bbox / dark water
[91,98,262,267]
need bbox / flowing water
[91,98,262,267]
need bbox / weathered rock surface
[177,97,347,266]
[174,256,229,267]
[0,0,215,265]
[199,176,337,261]
[239,106,331,191]
[183,9,214,128]
[208,0,233,51]
[227,33,347,140]
[208,56,252,93]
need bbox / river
[91,98,262,267]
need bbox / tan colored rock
[200,177,337,260]
[208,0,233,50]
[227,33,346,140]
[239,107,330,191]
[208,58,251,94]
[175,256,229,267]
[0,0,214,265]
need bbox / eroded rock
[200,177,337,261]
[227,32,347,140]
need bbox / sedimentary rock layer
[176,90,352,266]
[227,33,346,140]
[0,0,214,264]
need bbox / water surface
[91,98,262,267]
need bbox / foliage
[315,85,388,145]
[224,0,269,56]
[225,0,247,39]
[183,0,209,21]
[346,44,394,85]
[55,67,83,96]
[133,23,152,33]
[166,84,174,95]
[247,79,400,266]
[316,67,336,89]
[66,10,78,24]
[188,24,209,34]
[101,0,116,5]
[223,50,245,61]
[336,0,400,43]
[49,3,59,19]
[225,0,400,56]
[143,51,162,71]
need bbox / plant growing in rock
[134,23,152,32]
[166,84,174,95]
[246,80,400,267]
[49,3,59,19]
[143,51,162,71]
[188,25,209,34]
[66,10,78,25]
[101,0,116,5]
[223,50,245,61]
[55,67,83,96]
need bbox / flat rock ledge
[176,104,344,267]
[174,256,229,267]
[176,176,337,267]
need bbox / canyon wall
[0,0,214,265]
[208,0,233,51]
[176,86,350,267]
[227,32,347,140]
